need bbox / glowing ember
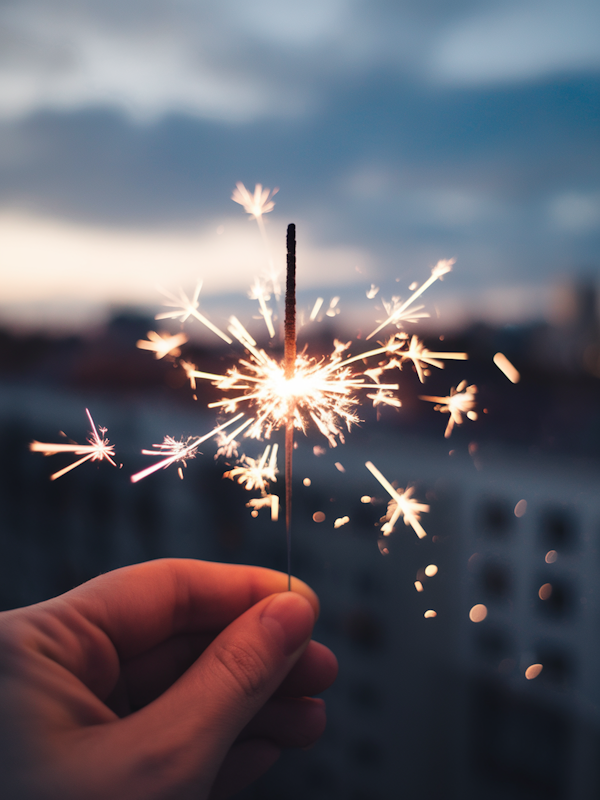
[334,516,350,528]
[136,330,189,359]
[414,581,424,592]
[156,282,232,344]
[424,610,437,619]
[424,564,438,577]
[538,583,553,600]
[130,414,245,483]
[365,461,429,539]
[469,604,488,623]
[493,352,520,383]
[545,550,558,564]
[419,380,478,438]
[303,477,311,486]
[368,259,454,339]
[224,444,279,521]
[232,181,278,220]
[514,499,527,517]
[525,663,543,680]
[30,409,118,481]
[313,511,326,523]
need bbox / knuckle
[212,641,268,701]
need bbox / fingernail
[260,592,315,656]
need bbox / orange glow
[415,581,424,592]
[424,610,437,619]
[545,550,558,564]
[334,462,345,473]
[514,499,527,517]
[469,604,488,623]
[525,663,543,680]
[360,495,372,504]
[424,564,438,577]
[493,352,520,383]
[538,583,553,600]
[303,477,311,486]
[334,516,350,528]
[312,511,326,523]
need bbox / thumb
[122,591,316,791]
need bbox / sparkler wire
[284,223,297,591]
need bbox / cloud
[430,0,600,85]
[1,0,598,124]
[548,191,600,232]
[0,208,371,316]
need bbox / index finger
[50,559,319,661]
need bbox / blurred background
[1,1,600,798]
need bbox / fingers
[40,559,318,681]
[119,635,337,710]
[276,640,338,698]
[116,592,317,791]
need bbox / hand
[0,559,338,800]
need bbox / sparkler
[29,408,117,481]
[284,223,297,590]
[30,182,480,595]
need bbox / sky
[0,0,599,332]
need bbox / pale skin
[0,559,338,800]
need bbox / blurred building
[1,378,600,799]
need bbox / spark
[156,282,232,344]
[232,182,278,220]
[183,325,465,448]
[367,259,454,339]
[184,323,407,447]
[247,494,280,521]
[309,297,324,321]
[232,182,280,301]
[525,664,543,680]
[469,604,488,623]
[130,413,245,483]
[248,276,276,338]
[365,461,429,539]
[419,380,478,438]
[424,610,437,619]
[493,352,520,383]
[136,330,188,359]
[334,516,350,528]
[29,409,117,481]
[401,335,467,383]
[224,443,278,493]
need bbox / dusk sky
[0,0,599,332]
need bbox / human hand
[0,559,338,800]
